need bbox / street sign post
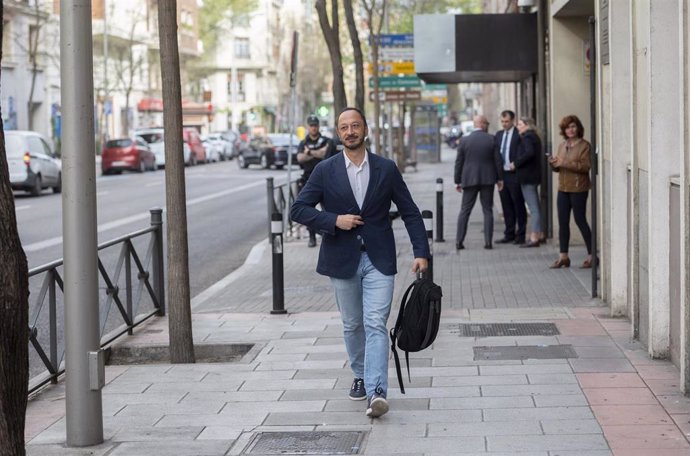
[369,90,422,102]
[371,33,414,47]
[379,47,415,62]
[367,61,416,75]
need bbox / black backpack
[389,278,442,394]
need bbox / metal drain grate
[454,323,560,337]
[474,344,577,361]
[243,431,365,455]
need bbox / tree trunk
[343,0,364,112]
[0,7,30,454]
[26,3,41,131]
[157,0,195,364]
[315,0,347,115]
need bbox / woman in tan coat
[548,115,593,269]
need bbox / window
[2,20,13,61]
[27,136,45,156]
[234,38,250,59]
[28,25,40,65]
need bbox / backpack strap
[389,280,417,395]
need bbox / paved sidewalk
[25,149,690,455]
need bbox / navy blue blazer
[290,151,430,279]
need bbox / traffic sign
[379,47,415,62]
[370,34,414,47]
[369,76,421,89]
[367,61,415,75]
[369,90,422,102]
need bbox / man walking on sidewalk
[454,115,504,250]
[291,107,429,418]
[495,110,527,244]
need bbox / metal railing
[27,209,165,394]
[266,176,301,241]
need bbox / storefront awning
[414,13,538,83]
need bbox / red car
[101,138,156,175]
[183,127,207,165]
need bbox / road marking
[15,205,31,211]
[23,179,267,252]
[191,239,266,309]
[145,181,162,187]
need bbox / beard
[342,135,365,151]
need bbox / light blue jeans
[330,253,395,398]
[521,184,542,234]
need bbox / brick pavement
[24,148,690,455]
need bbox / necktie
[501,131,509,164]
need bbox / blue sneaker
[365,387,389,418]
[348,378,366,401]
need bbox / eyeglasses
[338,122,363,134]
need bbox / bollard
[266,177,275,244]
[422,210,434,283]
[435,178,445,242]
[271,212,287,314]
[150,208,165,316]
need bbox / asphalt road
[15,158,297,380]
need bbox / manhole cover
[474,344,577,360]
[454,323,560,337]
[243,431,364,455]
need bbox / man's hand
[455,184,463,193]
[411,258,429,273]
[497,180,504,191]
[336,214,364,230]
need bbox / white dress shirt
[344,152,370,209]
[501,127,514,171]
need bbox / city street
[16,160,291,299]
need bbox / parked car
[266,133,300,166]
[236,136,287,169]
[101,138,156,175]
[136,128,193,168]
[7,130,62,196]
[219,130,242,158]
[207,132,235,160]
[183,127,207,165]
[201,138,221,163]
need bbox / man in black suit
[495,110,527,244]
[454,115,504,250]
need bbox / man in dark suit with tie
[291,107,429,419]
[495,110,527,244]
[454,115,504,250]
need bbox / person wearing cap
[296,115,337,247]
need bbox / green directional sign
[369,77,448,90]
[369,76,421,89]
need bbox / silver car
[7,130,62,196]
[136,128,192,169]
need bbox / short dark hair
[337,107,368,129]
[559,114,584,139]
[500,110,515,120]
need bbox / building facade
[548,0,690,391]
[2,0,61,144]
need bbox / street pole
[589,16,599,298]
[60,0,104,446]
[285,31,299,236]
[103,0,108,145]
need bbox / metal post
[423,210,434,283]
[125,242,133,336]
[60,0,104,446]
[266,177,275,243]
[49,271,58,384]
[271,212,287,314]
[285,32,299,237]
[150,208,165,316]
[435,178,445,242]
[589,17,599,298]
[537,0,552,238]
